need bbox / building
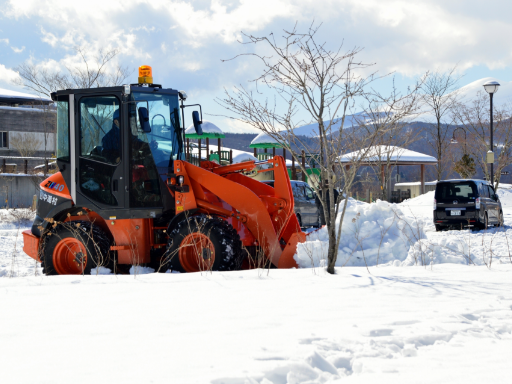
[0,88,55,170]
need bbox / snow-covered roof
[0,88,52,105]
[249,132,285,148]
[185,120,225,138]
[395,181,437,186]
[338,145,438,164]
[232,151,257,163]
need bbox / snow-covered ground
[1,189,512,383]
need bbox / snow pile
[497,184,512,207]
[405,227,512,266]
[129,265,155,275]
[295,199,426,268]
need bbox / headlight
[476,197,480,209]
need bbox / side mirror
[192,111,203,135]
[138,107,151,133]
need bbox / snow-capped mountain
[294,77,512,136]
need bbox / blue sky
[1,0,511,132]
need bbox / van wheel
[435,224,443,232]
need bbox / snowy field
[1,189,512,383]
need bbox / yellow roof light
[138,65,153,84]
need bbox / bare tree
[454,93,512,190]
[9,132,42,157]
[353,80,425,200]
[13,46,132,96]
[217,24,394,274]
[421,67,463,181]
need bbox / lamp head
[483,80,500,94]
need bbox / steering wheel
[151,114,167,128]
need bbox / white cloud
[3,0,512,131]
[10,46,25,53]
[0,38,9,44]
[0,64,21,88]
[4,0,512,75]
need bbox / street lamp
[451,127,467,154]
[483,80,500,185]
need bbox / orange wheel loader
[22,66,306,275]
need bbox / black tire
[497,211,504,227]
[40,221,113,275]
[435,224,443,232]
[165,214,242,273]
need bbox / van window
[488,185,496,200]
[435,182,477,202]
[479,184,489,198]
[292,183,305,199]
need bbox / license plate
[451,210,461,216]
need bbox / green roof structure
[185,120,225,139]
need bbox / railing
[0,156,53,175]
[185,150,234,166]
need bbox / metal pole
[490,93,494,185]
[301,150,306,182]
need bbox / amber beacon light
[138,65,153,84]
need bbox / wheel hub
[53,238,88,275]
[178,233,215,272]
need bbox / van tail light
[433,198,436,210]
[476,197,481,209]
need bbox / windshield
[130,91,183,173]
[435,182,477,202]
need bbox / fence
[0,174,41,208]
[0,156,53,175]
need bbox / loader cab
[52,84,185,220]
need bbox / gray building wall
[0,106,56,170]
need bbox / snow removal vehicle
[22,65,306,275]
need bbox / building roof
[0,88,52,106]
[185,120,225,139]
[338,145,438,165]
[249,132,285,148]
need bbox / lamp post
[451,127,467,154]
[483,80,500,185]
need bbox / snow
[2,188,512,382]
[185,120,224,136]
[0,88,52,103]
[293,112,389,137]
[295,199,427,268]
[250,132,284,146]
[339,145,438,164]
[232,151,257,163]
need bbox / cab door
[74,94,126,214]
